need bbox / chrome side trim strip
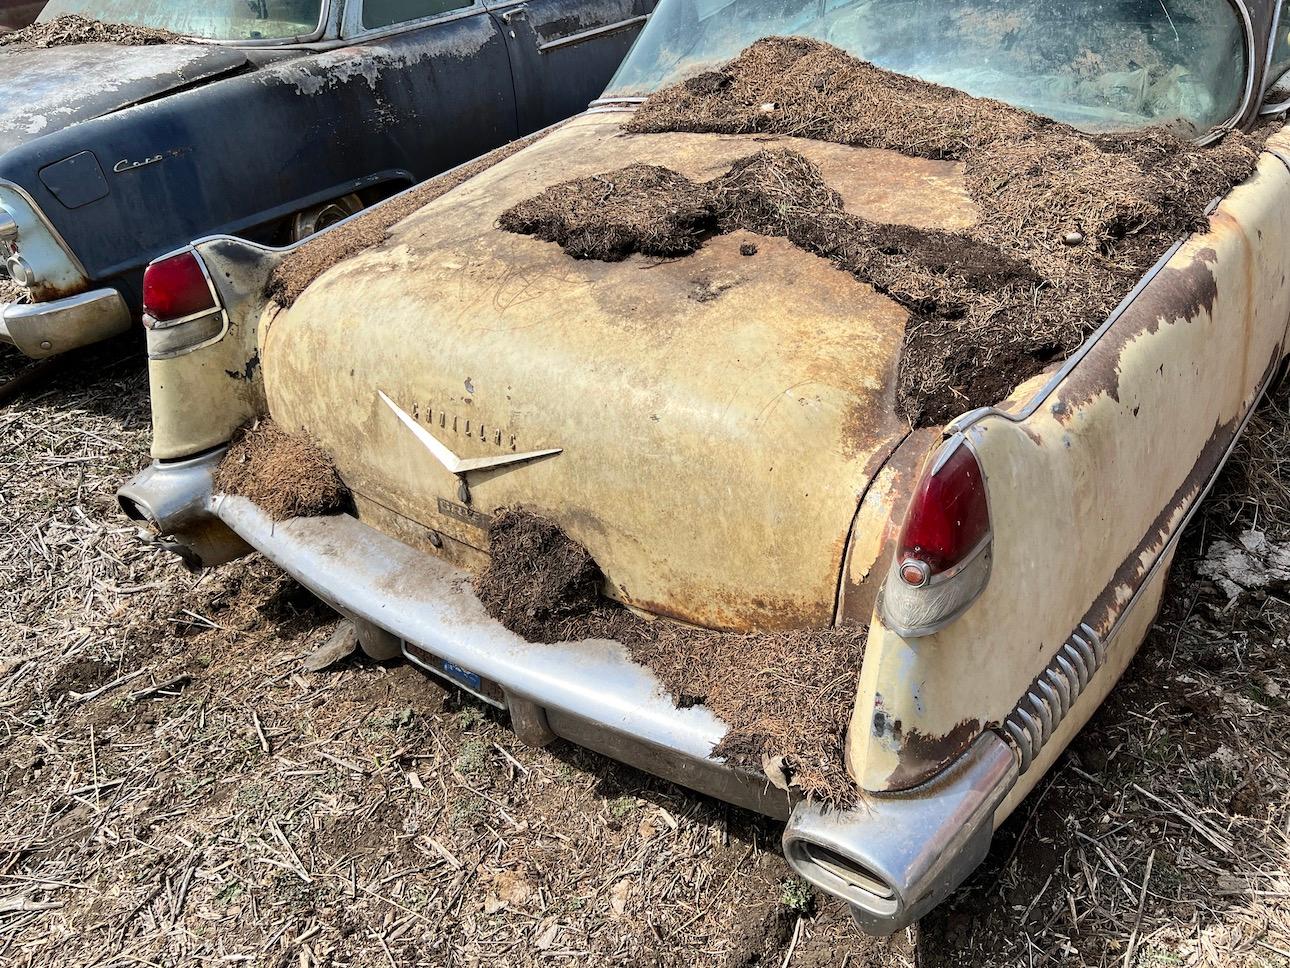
[537,14,649,52]
[587,96,647,107]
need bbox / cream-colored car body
[149,114,1290,802]
[846,128,1290,799]
[130,74,1290,931]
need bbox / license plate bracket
[403,642,506,708]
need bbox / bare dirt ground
[0,341,1287,966]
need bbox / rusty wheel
[288,193,363,242]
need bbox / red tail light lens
[143,250,216,323]
[896,439,990,584]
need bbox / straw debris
[214,419,348,521]
[507,37,1262,425]
[474,508,865,803]
[0,14,188,47]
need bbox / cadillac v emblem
[378,390,561,475]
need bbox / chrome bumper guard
[0,288,132,358]
[119,452,1021,934]
[783,731,1017,934]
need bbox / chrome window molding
[1194,0,1257,146]
[340,0,489,42]
[188,0,334,47]
[537,14,650,53]
[1261,0,1290,112]
[587,96,646,107]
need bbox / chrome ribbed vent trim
[1003,623,1104,773]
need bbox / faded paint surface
[149,236,274,460]
[851,128,1290,793]
[257,20,497,97]
[259,112,974,632]
[0,44,248,153]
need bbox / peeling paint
[258,19,496,97]
[0,43,248,153]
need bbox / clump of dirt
[45,658,117,699]
[501,145,1042,418]
[268,125,564,307]
[473,508,603,642]
[214,419,349,521]
[474,508,865,803]
[630,38,1041,161]
[0,14,189,47]
[498,164,716,261]
[511,37,1261,426]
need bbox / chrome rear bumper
[119,452,1020,933]
[0,288,131,358]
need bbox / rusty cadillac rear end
[119,1,1290,933]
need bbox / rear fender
[147,236,282,460]
[848,133,1290,797]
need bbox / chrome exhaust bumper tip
[782,731,1018,936]
[117,448,251,569]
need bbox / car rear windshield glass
[37,0,325,40]
[605,0,1249,136]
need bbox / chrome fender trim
[783,731,1018,936]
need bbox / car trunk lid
[260,112,979,632]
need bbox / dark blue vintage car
[0,0,653,358]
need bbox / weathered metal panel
[260,111,976,631]
[852,127,1290,794]
[0,20,520,308]
[0,43,250,155]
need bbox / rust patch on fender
[1081,351,1277,635]
[1053,245,1221,419]
[880,716,982,791]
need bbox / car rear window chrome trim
[341,0,489,43]
[188,0,333,47]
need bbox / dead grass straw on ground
[0,346,1285,965]
[506,37,1262,426]
[214,419,348,521]
[0,278,27,305]
[0,13,188,46]
[474,509,865,803]
[268,125,563,307]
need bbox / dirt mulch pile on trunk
[506,37,1261,426]
[500,164,717,261]
[214,419,349,521]
[0,14,189,47]
[268,125,563,308]
[474,508,865,803]
[474,508,603,642]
